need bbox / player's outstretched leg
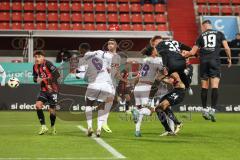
[36,101,48,135]
[156,111,175,136]
[102,101,113,133]
[49,108,56,135]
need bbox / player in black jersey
[182,20,232,122]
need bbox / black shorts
[200,58,221,80]
[37,91,58,108]
[161,88,185,106]
[167,56,186,74]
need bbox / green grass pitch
[0,111,240,160]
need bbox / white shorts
[85,82,114,102]
[134,83,152,106]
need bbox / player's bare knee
[36,101,43,110]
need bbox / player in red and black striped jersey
[33,50,60,135]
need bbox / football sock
[85,106,93,129]
[211,88,218,108]
[139,107,151,116]
[164,107,181,125]
[136,114,144,132]
[97,109,105,131]
[103,102,112,125]
[156,111,172,132]
[37,109,45,125]
[201,88,208,108]
[125,101,130,111]
[167,116,175,132]
[50,113,56,127]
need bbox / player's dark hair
[79,43,91,51]
[202,20,212,25]
[34,50,45,56]
[151,35,162,42]
[108,39,117,43]
[141,45,153,56]
[236,33,240,36]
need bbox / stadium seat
[60,23,71,30]
[208,0,219,4]
[24,2,34,11]
[48,12,58,22]
[12,22,22,30]
[144,14,154,23]
[108,13,118,23]
[83,3,94,12]
[155,14,167,24]
[131,4,141,13]
[96,24,108,30]
[131,0,141,3]
[72,23,83,30]
[209,5,220,15]
[221,6,232,15]
[72,2,82,11]
[95,0,105,2]
[84,13,94,23]
[132,24,144,31]
[119,14,130,23]
[60,2,70,12]
[219,0,231,5]
[24,22,34,30]
[234,6,240,15]
[0,22,10,30]
[154,4,166,13]
[23,12,34,21]
[83,0,93,2]
[198,5,209,15]
[119,0,129,2]
[131,14,142,23]
[72,13,82,22]
[95,3,106,12]
[106,0,117,3]
[48,2,58,11]
[232,0,240,5]
[109,24,120,30]
[107,3,118,12]
[95,14,107,23]
[60,13,70,22]
[145,24,156,31]
[120,24,131,31]
[48,23,59,30]
[84,23,95,30]
[157,24,168,31]
[142,4,154,13]
[12,1,22,11]
[0,12,10,21]
[36,22,47,30]
[36,12,46,22]
[119,3,130,13]
[0,2,10,11]
[36,1,46,11]
[196,0,208,4]
[12,12,22,22]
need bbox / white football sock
[136,114,144,132]
[103,102,112,125]
[139,107,151,116]
[167,116,175,132]
[97,109,105,131]
[85,106,92,129]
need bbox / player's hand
[227,58,232,68]
[37,77,42,83]
[181,50,191,58]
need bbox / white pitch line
[77,125,126,159]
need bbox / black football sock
[201,88,208,108]
[50,113,56,127]
[157,111,172,132]
[125,101,130,111]
[37,109,45,125]
[164,107,181,125]
[211,88,218,108]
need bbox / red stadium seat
[24,12,34,21]
[197,5,209,15]
[36,22,47,30]
[0,2,10,11]
[48,2,58,11]
[219,0,231,5]
[12,22,22,30]
[72,2,82,11]
[60,2,70,12]
[196,0,207,4]
[131,4,141,13]
[109,24,120,30]
[106,0,117,2]
[107,3,118,12]
[120,24,131,30]
[119,3,130,13]
[24,2,34,11]
[234,6,240,15]
[155,14,167,24]
[221,6,232,15]
[48,23,59,30]
[72,23,83,30]
[142,4,154,13]
[209,5,220,15]
[144,14,154,23]
[208,0,219,4]
[72,13,82,22]
[108,13,118,23]
[12,1,22,11]
[131,14,142,23]
[36,2,46,11]
[157,24,168,31]
[131,0,141,3]
[119,0,129,2]
[96,24,108,30]
[12,12,22,22]
[0,12,10,21]
[83,3,94,12]
[132,24,144,31]
[96,14,107,23]
[24,22,34,30]
[119,14,130,23]
[95,0,105,2]
[0,22,10,30]
[83,0,93,2]
[232,0,240,5]
[60,23,71,30]
[95,3,106,12]
[154,4,166,13]
[48,12,58,22]
[60,13,70,22]
[84,13,94,23]
[36,12,46,22]
[84,23,95,30]
[145,24,156,31]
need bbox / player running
[182,20,231,122]
[33,50,60,135]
